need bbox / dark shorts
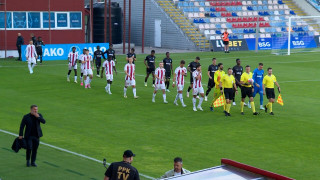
[146,67,155,74]
[224,88,234,100]
[241,86,253,98]
[207,79,215,88]
[266,88,275,99]
[165,71,171,79]
[223,41,229,45]
[36,50,42,56]
[95,59,101,68]
[190,74,194,84]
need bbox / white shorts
[125,79,136,87]
[28,58,36,64]
[177,84,184,92]
[155,83,166,91]
[193,86,204,95]
[105,74,113,81]
[83,69,93,76]
[68,64,77,70]
[81,65,85,73]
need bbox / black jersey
[232,65,243,81]
[105,161,140,180]
[35,41,45,51]
[208,64,218,78]
[163,58,172,72]
[145,55,156,69]
[94,50,105,61]
[127,52,136,64]
[188,61,200,73]
[104,48,116,60]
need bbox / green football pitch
[1,50,320,180]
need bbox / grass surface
[0,50,320,180]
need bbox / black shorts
[241,86,253,98]
[223,41,229,45]
[165,71,171,79]
[224,88,234,100]
[95,59,101,68]
[266,88,275,99]
[36,50,42,56]
[190,74,193,84]
[146,67,155,74]
[207,79,215,88]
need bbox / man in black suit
[16,33,24,61]
[19,105,46,167]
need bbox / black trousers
[17,45,22,60]
[26,136,39,163]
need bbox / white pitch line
[0,129,155,180]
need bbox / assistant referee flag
[214,95,225,107]
[277,94,284,106]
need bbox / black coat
[11,137,27,153]
[19,113,46,138]
[16,36,24,46]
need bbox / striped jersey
[124,63,135,80]
[155,67,166,84]
[83,55,93,69]
[26,45,37,58]
[192,70,202,88]
[68,52,79,66]
[102,60,115,75]
[174,66,187,85]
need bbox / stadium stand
[167,0,319,40]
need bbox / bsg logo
[258,42,271,47]
[292,41,304,46]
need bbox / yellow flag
[277,94,284,106]
[214,95,225,107]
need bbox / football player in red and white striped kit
[101,55,117,94]
[152,62,168,104]
[124,57,138,98]
[192,64,205,111]
[67,47,79,83]
[82,49,94,88]
[26,40,38,74]
[172,60,187,107]
[79,49,86,86]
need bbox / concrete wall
[291,0,320,16]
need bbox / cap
[123,150,135,158]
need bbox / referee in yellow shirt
[262,67,280,115]
[210,63,225,112]
[240,65,259,115]
[220,68,237,116]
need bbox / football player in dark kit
[144,50,156,87]
[104,44,116,64]
[126,48,137,64]
[205,58,218,101]
[104,150,140,180]
[93,46,106,77]
[35,37,45,64]
[232,58,244,106]
[187,57,200,98]
[163,52,173,92]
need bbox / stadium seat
[210,24,216,29]
[210,18,215,23]
[258,1,263,5]
[205,24,210,29]
[290,10,296,15]
[266,33,271,38]
[216,30,222,34]
[278,0,284,4]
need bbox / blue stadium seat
[210,13,216,17]
[309,31,314,36]
[278,0,284,4]
[290,10,296,15]
[194,7,200,12]
[238,34,244,39]
[183,2,188,6]
[227,23,232,28]
[216,12,221,17]
[263,6,268,10]
[237,6,242,11]
[210,7,216,12]
[303,26,309,31]
[249,29,255,33]
[271,33,277,38]
[183,8,189,12]
[189,2,194,6]
[265,28,271,33]
[243,29,249,33]
[226,7,232,12]
[253,6,258,11]
[178,2,183,7]
[280,16,286,20]
[216,24,221,28]
[216,30,222,34]
[199,2,205,6]
[258,6,263,10]
[265,11,270,15]
[205,7,210,12]
[271,28,276,33]
[279,10,284,15]
[205,18,210,23]
[263,0,267,4]
[258,11,264,16]
[253,1,258,5]
[247,6,253,11]
[199,18,205,23]
[193,19,199,23]
[232,12,238,16]
[232,7,237,11]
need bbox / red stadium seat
[227,12,232,16]
[259,22,264,27]
[210,2,216,6]
[221,2,226,6]
[243,17,248,22]
[238,23,244,28]
[226,2,231,6]
[236,17,241,22]
[233,23,238,28]
[216,7,221,11]
[227,18,232,22]
[231,1,236,6]
[253,17,258,21]
[265,22,270,27]
[237,1,242,5]
[259,17,264,21]
[216,2,221,6]
[221,7,226,11]
[248,17,253,22]
[243,23,249,28]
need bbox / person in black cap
[104,150,140,180]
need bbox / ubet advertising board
[21,43,109,61]
[211,39,249,51]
